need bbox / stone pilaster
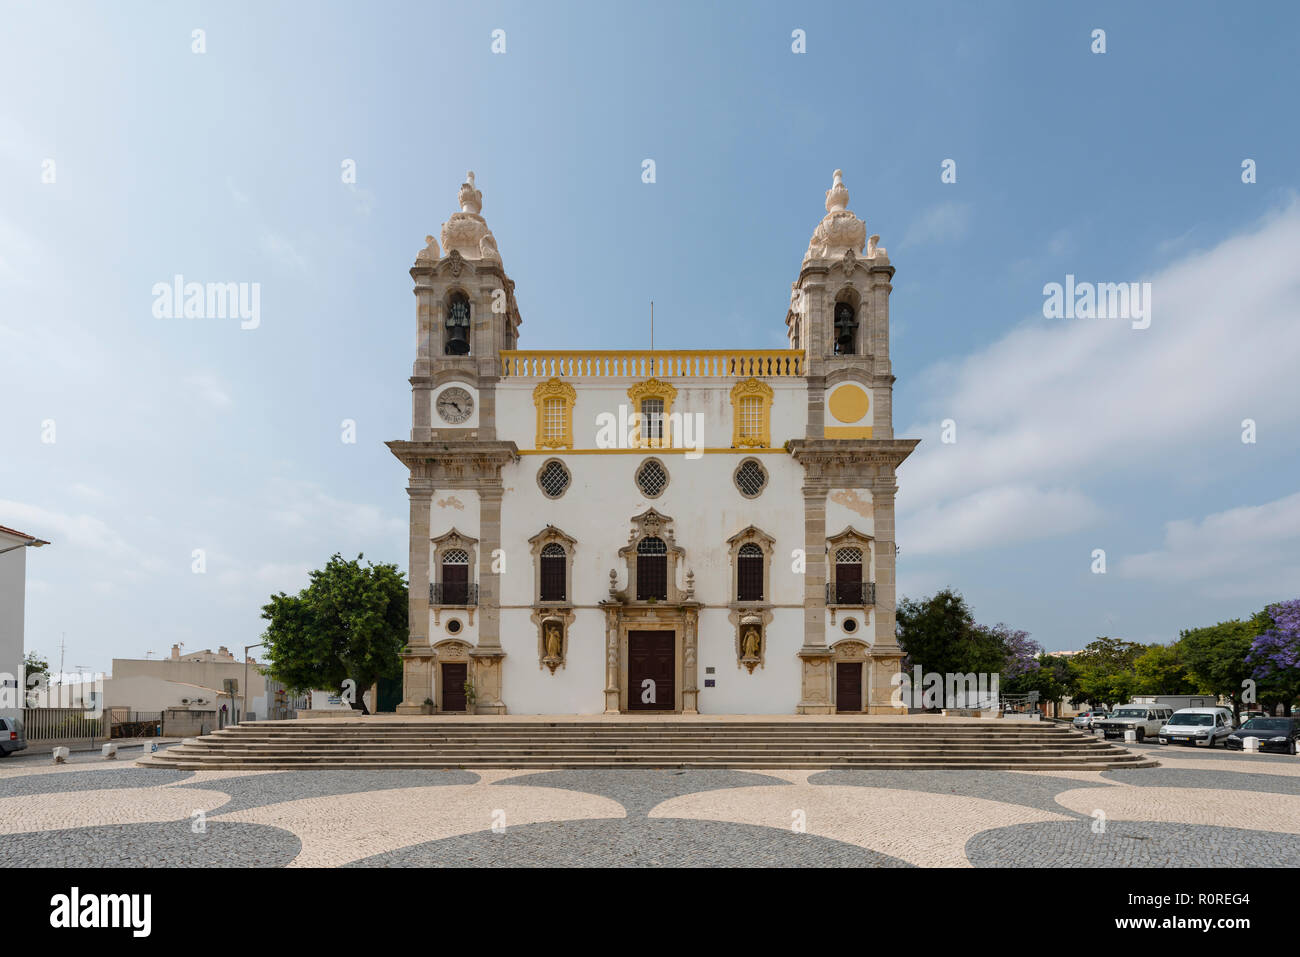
[397,488,433,713]
[797,482,834,713]
[473,484,507,713]
[603,607,620,713]
[681,607,699,714]
[868,476,906,713]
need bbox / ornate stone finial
[458,171,483,214]
[805,167,867,263]
[608,568,619,597]
[685,568,695,599]
[442,171,497,260]
[825,169,849,213]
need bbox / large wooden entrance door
[441,662,468,712]
[627,631,675,711]
[836,662,862,713]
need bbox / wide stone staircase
[140,719,1155,771]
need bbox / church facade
[388,170,917,715]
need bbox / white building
[388,170,917,715]
[0,524,49,718]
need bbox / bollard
[1124,729,1137,743]
[52,747,69,764]
[148,739,158,753]
[101,743,118,760]
[1244,736,1259,753]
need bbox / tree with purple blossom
[1246,598,1300,715]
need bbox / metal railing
[826,581,876,605]
[431,582,478,606]
[21,707,104,741]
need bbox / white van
[1158,708,1234,747]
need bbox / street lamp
[0,537,50,556]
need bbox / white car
[1095,705,1174,742]
[1158,708,1233,747]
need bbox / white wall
[0,532,27,718]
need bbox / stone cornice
[787,437,919,482]
[387,439,519,485]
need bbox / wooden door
[836,662,862,713]
[835,560,862,604]
[441,662,468,712]
[627,631,675,711]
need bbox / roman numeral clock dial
[436,387,473,424]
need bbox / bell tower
[787,169,917,714]
[787,169,894,440]
[408,171,522,441]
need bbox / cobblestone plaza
[2,743,1296,867]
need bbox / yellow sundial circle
[828,385,870,423]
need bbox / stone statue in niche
[542,619,564,673]
[739,620,763,673]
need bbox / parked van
[1158,708,1234,747]
[1095,704,1174,742]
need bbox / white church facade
[388,170,917,715]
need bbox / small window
[640,398,664,441]
[737,543,764,601]
[446,618,463,635]
[636,536,668,601]
[635,458,668,498]
[538,460,571,498]
[540,542,567,602]
[738,396,763,441]
[734,459,767,497]
[542,397,565,443]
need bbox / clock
[436,387,473,424]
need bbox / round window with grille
[537,460,571,498]
[734,458,768,497]
[635,458,668,498]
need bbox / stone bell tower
[389,172,522,714]
[408,171,523,442]
[786,169,917,714]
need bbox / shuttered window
[636,537,668,600]
[540,543,566,601]
[737,543,764,601]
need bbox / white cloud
[258,228,310,273]
[902,201,973,247]
[906,486,1101,556]
[900,200,1300,558]
[188,373,233,409]
[1119,490,1300,599]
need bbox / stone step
[141,719,1144,770]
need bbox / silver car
[1072,711,1108,730]
[0,715,26,757]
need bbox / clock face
[436,387,473,424]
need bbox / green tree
[1071,637,1144,708]
[897,588,1007,681]
[260,553,407,714]
[1003,653,1066,713]
[1133,643,1199,695]
[23,651,50,685]
[1181,612,1271,722]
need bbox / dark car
[1224,717,1300,754]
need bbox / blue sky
[2,0,1298,674]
